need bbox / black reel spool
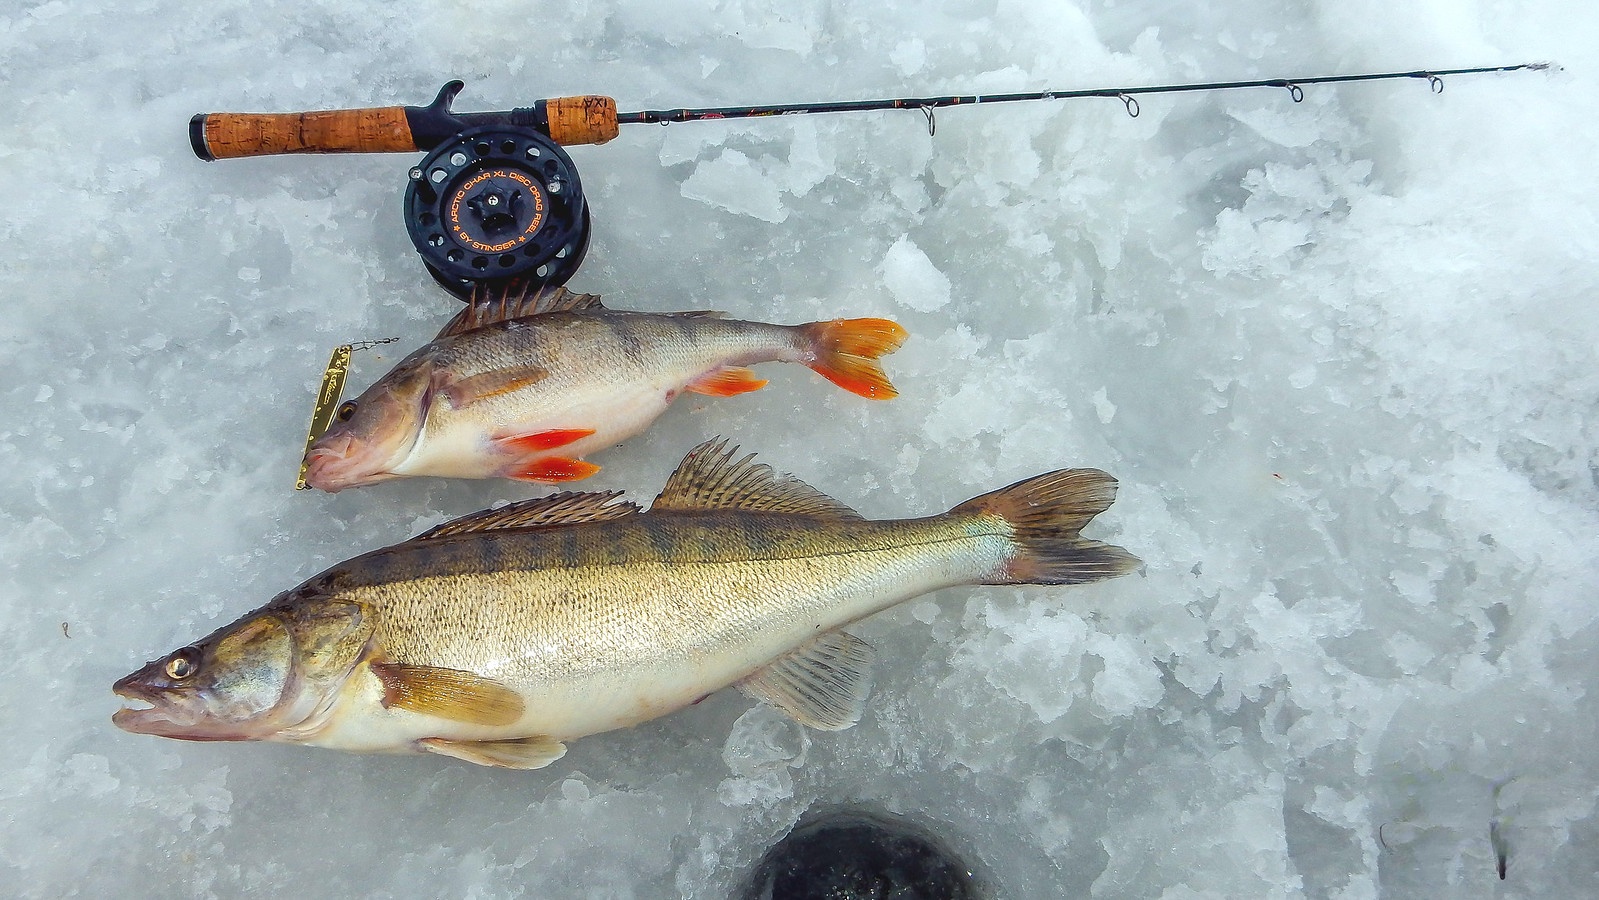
[404,125,590,300]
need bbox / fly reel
[403,125,590,299]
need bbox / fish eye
[336,401,358,421]
[165,651,198,680]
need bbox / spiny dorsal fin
[738,630,874,730]
[651,438,862,519]
[436,283,606,339]
[413,491,639,540]
[370,662,524,726]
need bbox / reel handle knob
[190,108,419,160]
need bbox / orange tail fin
[803,317,907,399]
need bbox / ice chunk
[880,236,952,312]
[681,149,788,223]
[890,39,927,76]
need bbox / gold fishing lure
[296,340,396,490]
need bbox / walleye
[114,439,1138,769]
[302,287,907,491]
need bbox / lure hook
[1118,93,1140,118]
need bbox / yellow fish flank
[114,440,1138,770]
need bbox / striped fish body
[306,509,1003,751]
[116,440,1136,769]
[302,288,906,491]
[395,310,808,479]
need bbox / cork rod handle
[189,86,624,161]
[542,96,620,146]
[191,108,419,160]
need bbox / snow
[3,0,1597,896]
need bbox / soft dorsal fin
[738,630,874,730]
[436,283,606,339]
[412,491,639,540]
[651,438,862,519]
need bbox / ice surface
[3,0,1597,896]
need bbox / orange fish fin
[510,456,602,483]
[686,366,768,397]
[418,736,567,770]
[370,662,524,726]
[411,491,639,540]
[437,283,606,338]
[802,317,907,400]
[651,437,861,518]
[441,366,548,407]
[494,427,596,454]
[738,630,874,730]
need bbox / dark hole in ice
[738,807,981,899]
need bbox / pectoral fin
[370,662,525,726]
[418,736,567,770]
[738,631,874,731]
[493,428,595,455]
[442,366,549,408]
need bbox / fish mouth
[302,434,405,492]
[112,680,189,735]
[302,435,364,493]
[112,677,233,742]
[302,449,351,492]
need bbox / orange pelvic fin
[687,366,768,397]
[803,317,907,400]
[494,428,596,455]
[510,456,602,483]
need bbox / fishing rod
[188,62,1549,295]
[618,63,1551,131]
[191,63,1548,157]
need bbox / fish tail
[800,318,907,400]
[952,469,1140,585]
